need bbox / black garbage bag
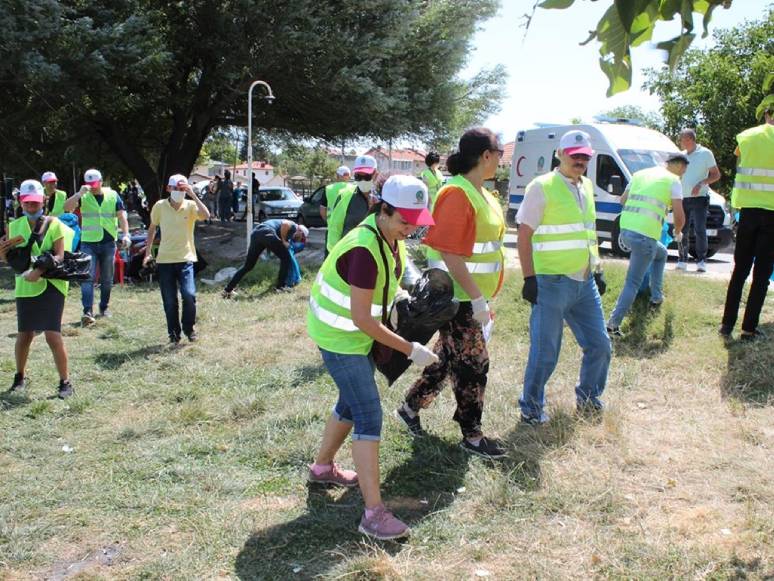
[5,244,32,274]
[31,251,92,281]
[374,268,459,385]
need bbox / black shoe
[186,331,198,342]
[169,334,181,344]
[718,325,732,338]
[520,411,550,426]
[607,326,624,338]
[577,399,605,418]
[57,380,74,399]
[9,372,26,392]
[460,436,506,459]
[740,329,766,342]
[393,406,425,437]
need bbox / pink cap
[559,130,594,156]
[380,175,435,226]
[19,179,45,203]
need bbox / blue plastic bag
[284,242,302,287]
[58,213,81,251]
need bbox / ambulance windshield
[618,149,673,174]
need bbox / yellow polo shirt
[150,199,200,263]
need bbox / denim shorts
[319,348,382,441]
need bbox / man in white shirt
[677,128,721,272]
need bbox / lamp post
[246,80,275,250]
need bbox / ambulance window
[597,154,627,194]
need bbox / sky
[465,0,771,142]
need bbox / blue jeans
[81,239,116,314]
[319,348,381,441]
[520,275,611,420]
[608,229,668,328]
[157,262,197,339]
[679,196,709,262]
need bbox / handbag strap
[25,217,46,250]
[359,223,391,324]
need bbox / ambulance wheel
[611,219,631,257]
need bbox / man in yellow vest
[326,155,377,253]
[320,165,353,222]
[64,168,131,326]
[41,171,67,217]
[420,151,444,208]
[516,130,611,424]
[720,106,774,341]
[606,153,687,334]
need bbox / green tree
[533,0,735,96]
[644,9,773,193]
[275,144,338,190]
[0,0,503,208]
[597,105,664,130]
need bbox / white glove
[408,342,439,367]
[121,235,131,249]
[674,231,683,243]
[389,289,410,327]
[471,296,491,326]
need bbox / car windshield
[618,149,673,174]
[261,189,294,201]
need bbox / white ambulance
[506,122,733,257]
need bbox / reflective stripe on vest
[731,124,774,211]
[308,295,358,332]
[620,166,676,240]
[531,172,599,275]
[315,272,383,318]
[425,175,505,300]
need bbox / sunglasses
[570,154,592,161]
[353,172,373,181]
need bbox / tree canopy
[644,8,773,193]
[596,105,664,131]
[0,0,504,205]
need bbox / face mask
[356,180,373,193]
[169,190,185,203]
[24,209,44,220]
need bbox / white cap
[167,174,189,187]
[41,171,58,183]
[379,175,434,226]
[335,165,351,177]
[296,224,309,239]
[353,155,377,175]
[558,130,594,156]
[19,179,45,202]
[84,168,103,185]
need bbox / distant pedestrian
[719,106,774,341]
[606,154,687,334]
[222,219,309,297]
[64,168,131,326]
[326,155,377,253]
[320,166,354,222]
[143,175,210,343]
[420,151,444,208]
[41,171,67,217]
[677,128,721,272]
[2,180,75,398]
[232,181,242,217]
[218,171,234,222]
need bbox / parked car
[297,185,327,227]
[249,186,303,222]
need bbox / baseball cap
[167,174,189,187]
[666,152,690,164]
[19,179,45,203]
[336,165,351,177]
[84,168,103,186]
[353,155,377,176]
[297,224,309,239]
[41,171,58,183]
[559,130,594,156]
[380,175,434,226]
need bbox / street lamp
[246,80,275,250]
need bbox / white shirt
[517,169,592,281]
[681,144,717,197]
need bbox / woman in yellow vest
[395,128,507,459]
[720,107,774,340]
[420,151,444,207]
[307,175,437,540]
[1,180,74,398]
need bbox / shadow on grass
[499,409,578,490]
[0,391,31,410]
[612,299,674,358]
[720,322,774,405]
[94,344,167,370]
[289,364,327,388]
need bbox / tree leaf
[538,0,576,8]
[762,71,773,93]
[756,94,774,121]
[600,53,632,96]
[656,32,696,68]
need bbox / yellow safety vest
[732,124,774,211]
[425,175,505,301]
[326,187,369,252]
[620,166,677,240]
[9,216,74,298]
[420,168,444,206]
[48,190,66,217]
[308,214,406,355]
[531,172,599,276]
[80,189,118,242]
[325,182,355,216]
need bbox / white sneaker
[697,261,707,272]
[676,262,687,271]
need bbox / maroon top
[336,245,402,289]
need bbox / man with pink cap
[40,171,67,217]
[64,168,131,325]
[516,129,611,425]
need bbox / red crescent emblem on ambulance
[516,156,526,177]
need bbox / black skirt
[16,283,66,332]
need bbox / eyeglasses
[353,172,373,181]
[490,148,504,159]
[570,154,592,161]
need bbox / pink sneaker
[358,505,410,540]
[307,463,358,487]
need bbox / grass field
[0,257,772,580]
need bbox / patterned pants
[403,302,488,438]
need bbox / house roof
[365,146,426,162]
[234,161,274,170]
[500,141,515,167]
